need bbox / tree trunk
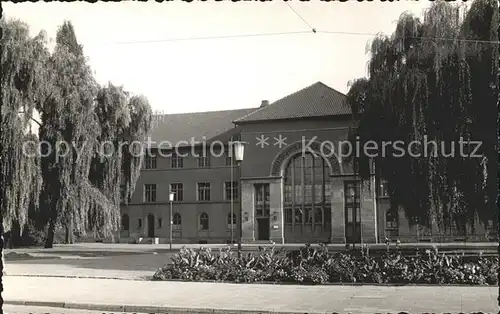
[45,219,55,249]
[65,222,73,244]
[64,226,70,244]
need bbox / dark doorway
[344,181,361,243]
[121,214,130,237]
[257,218,270,241]
[147,214,155,237]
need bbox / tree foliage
[1,19,153,250]
[347,0,499,233]
[0,19,46,233]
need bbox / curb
[4,300,325,314]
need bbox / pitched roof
[148,108,256,147]
[234,82,351,124]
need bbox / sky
[5,1,433,115]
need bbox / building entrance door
[254,183,270,241]
[344,181,361,243]
[147,214,155,238]
[257,218,270,240]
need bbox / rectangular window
[314,208,323,225]
[224,181,238,200]
[378,179,389,197]
[144,184,157,203]
[197,182,211,201]
[385,209,399,238]
[171,153,183,168]
[198,154,210,167]
[416,223,432,237]
[254,183,270,217]
[284,207,293,224]
[294,208,303,224]
[144,153,157,169]
[170,183,183,201]
[304,207,313,224]
[324,206,331,225]
[227,213,236,229]
[138,219,142,228]
[158,218,163,228]
[173,214,182,230]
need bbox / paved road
[6,251,169,280]
[4,276,498,313]
[4,304,134,314]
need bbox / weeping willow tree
[0,18,47,308]
[37,21,152,248]
[347,0,498,235]
[88,84,152,238]
[38,21,102,248]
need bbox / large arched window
[284,153,332,227]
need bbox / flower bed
[152,244,498,285]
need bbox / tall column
[330,178,345,243]
[241,181,255,242]
[269,179,284,244]
[360,180,377,243]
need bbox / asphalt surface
[4,304,143,314]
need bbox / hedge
[152,244,498,285]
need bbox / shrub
[152,245,499,286]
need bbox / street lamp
[232,140,246,258]
[169,191,175,251]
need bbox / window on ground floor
[416,223,432,237]
[385,208,398,238]
[121,214,129,231]
[227,212,236,229]
[285,206,331,226]
[173,213,182,230]
[378,179,389,197]
[284,207,293,224]
[199,212,209,230]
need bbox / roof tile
[149,108,256,147]
[234,81,350,123]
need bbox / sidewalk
[4,276,498,313]
[7,241,498,254]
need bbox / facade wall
[121,146,241,244]
[115,115,495,244]
[238,118,352,178]
[121,202,239,244]
[238,117,379,244]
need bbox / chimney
[260,100,269,108]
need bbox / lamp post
[232,141,246,258]
[169,191,175,251]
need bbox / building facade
[119,82,496,244]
